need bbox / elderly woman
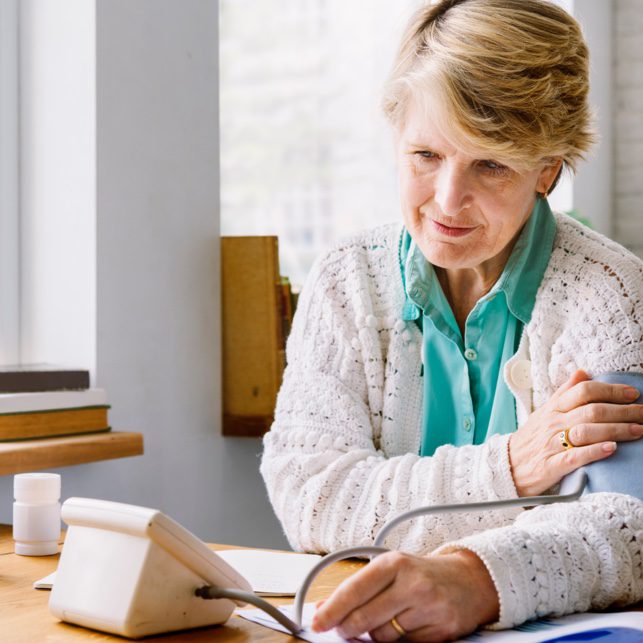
[261,0,643,639]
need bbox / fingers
[368,608,450,642]
[550,440,617,477]
[367,606,473,642]
[367,609,412,642]
[312,553,401,633]
[551,369,591,407]
[564,402,643,430]
[335,594,410,640]
[556,377,641,414]
[566,422,643,447]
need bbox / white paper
[216,549,321,596]
[237,603,643,643]
[33,550,321,597]
[33,571,56,590]
[237,603,371,642]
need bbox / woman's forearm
[436,492,643,629]
[261,368,522,553]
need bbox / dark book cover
[0,364,90,393]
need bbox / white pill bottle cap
[14,472,61,504]
[13,473,61,556]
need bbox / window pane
[220,0,420,285]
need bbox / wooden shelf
[0,431,144,476]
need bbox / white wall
[18,0,97,371]
[502,0,613,231]
[614,0,643,259]
[572,0,613,236]
[0,0,20,364]
[0,0,289,550]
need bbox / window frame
[0,0,20,363]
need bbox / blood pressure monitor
[50,497,252,638]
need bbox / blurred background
[220,0,642,287]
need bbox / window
[220,0,421,286]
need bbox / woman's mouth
[430,219,477,238]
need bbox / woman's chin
[421,238,484,270]
[429,255,481,271]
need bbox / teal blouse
[400,198,557,456]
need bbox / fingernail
[602,442,617,453]
[624,388,640,401]
[630,424,643,437]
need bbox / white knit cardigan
[260,213,643,628]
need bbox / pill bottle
[13,473,61,556]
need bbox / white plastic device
[49,497,252,639]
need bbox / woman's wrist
[508,432,525,496]
[508,431,537,497]
[445,549,500,625]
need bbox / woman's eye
[414,151,439,160]
[480,159,508,175]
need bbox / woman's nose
[434,164,472,216]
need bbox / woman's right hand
[508,370,643,497]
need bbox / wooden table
[0,525,363,642]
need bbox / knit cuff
[435,527,538,630]
[484,433,521,501]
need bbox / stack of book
[0,365,110,441]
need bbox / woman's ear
[536,159,564,196]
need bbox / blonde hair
[382,0,596,173]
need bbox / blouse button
[510,359,533,390]
[464,348,478,361]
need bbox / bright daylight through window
[219,0,575,288]
[219,0,417,286]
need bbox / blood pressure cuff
[561,371,643,501]
[580,437,643,500]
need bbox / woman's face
[397,101,562,274]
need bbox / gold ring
[559,428,576,450]
[390,615,407,637]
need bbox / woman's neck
[435,243,513,334]
[436,269,494,334]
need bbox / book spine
[0,389,108,414]
[0,371,90,393]
[0,407,110,441]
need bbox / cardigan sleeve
[260,248,522,554]
[437,492,643,629]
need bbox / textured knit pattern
[260,213,643,622]
[438,493,643,629]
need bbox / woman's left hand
[311,549,499,641]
